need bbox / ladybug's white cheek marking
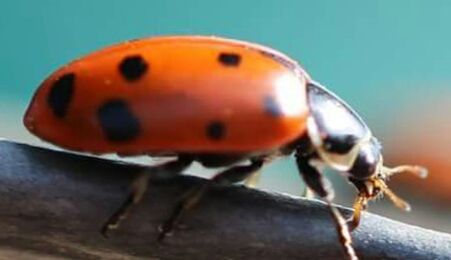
[307,116,322,148]
[273,74,305,117]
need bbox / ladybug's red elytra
[24,35,427,260]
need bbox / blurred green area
[1,1,450,232]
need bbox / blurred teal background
[1,1,450,232]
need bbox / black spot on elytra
[119,55,148,81]
[264,96,283,118]
[218,53,241,66]
[206,121,226,140]
[97,99,140,142]
[47,73,75,118]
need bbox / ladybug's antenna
[383,165,428,179]
[377,165,428,211]
[374,178,412,211]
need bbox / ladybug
[24,35,427,260]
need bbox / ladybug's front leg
[348,194,368,231]
[295,150,358,260]
[101,156,193,237]
[157,158,265,241]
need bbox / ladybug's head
[306,81,427,209]
[347,136,427,210]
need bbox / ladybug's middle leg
[295,150,358,260]
[101,156,193,237]
[157,158,265,241]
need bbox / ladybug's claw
[101,194,135,238]
[157,187,204,242]
[157,223,174,242]
[157,208,182,242]
[101,222,116,238]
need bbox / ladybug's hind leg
[157,158,265,241]
[295,150,358,260]
[101,156,193,237]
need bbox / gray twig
[0,140,450,259]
